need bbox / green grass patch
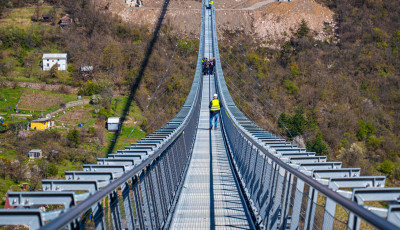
[0,87,23,114]
[0,148,17,158]
[111,96,142,119]
[102,97,147,154]
[57,160,83,178]
[0,7,54,27]
[0,177,21,208]
[105,126,147,155]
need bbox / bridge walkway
[169,8,251,229]
[170,74,251,229]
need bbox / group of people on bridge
[202,57,215,75]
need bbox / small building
[43,53,67,71]
[58,14,72,27]
[107,117,121,132]
[28,149,43,159]
[30,118,54,130]
[21,183,29,190]
[126,0,143,7]
[80,66,93,72]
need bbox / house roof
[31,118,51,122]
[29,149,42,153]
[43,53,67,59]
[107,117,120,123]
[80,66,93,71]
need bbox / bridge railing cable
[210,5,400,230]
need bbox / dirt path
[243,0,276,10]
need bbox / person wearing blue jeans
[209,94,223,130]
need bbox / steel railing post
[109,191,123,230]
[304,187,318,230]
[132,176,145,230]
[280,172,294,230]
[93,202,106,230]
[269,166,285,230]
[122,182,135,230]
[290,179,305,230]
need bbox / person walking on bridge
[209,94,223,130]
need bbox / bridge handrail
[210,6,399,230]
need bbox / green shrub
[101,42,123,72]
[392,30,400,56]
[289,62,300,78]
[296,19,310,39]
[38,159,58,178]
[0,123,8,133]
[379,160,395,178]
[178,38,197,54]
[48,64,58,78]
[0,26,43,49]
[278,41,292,66]
[98,107,112,118]
[367,135,383,150]
[284,80,299,94]
[373,27,388,43]
[78,80,103,96]
[279,107,309,137]
[357,120,376,140]
[67,129,80,147]
[306,132,329,155]
[339,132,354,149]
[67,64,76,72]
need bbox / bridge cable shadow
[106,0,172,155]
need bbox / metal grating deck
[170,28,251,227]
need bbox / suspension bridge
[1,2,400,230]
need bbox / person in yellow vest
[209,94,223,130]
[206,0,213,9]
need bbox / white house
[42,53,67,71]
[28,149,43,159]
[107,117,121,132]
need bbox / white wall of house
[43,53,68,71]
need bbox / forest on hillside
[220,0,400,184]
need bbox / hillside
[98,0,334,42]
[219,0,400,183]
[0,0,198,206]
